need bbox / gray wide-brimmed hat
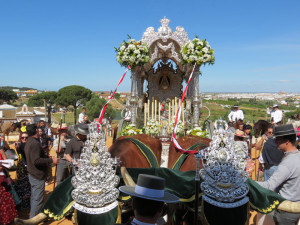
[74,123,89,135]
[119,174,180,203]
[274,124,296,137]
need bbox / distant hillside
[0,86,36,91]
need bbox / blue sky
[0,0,299,92]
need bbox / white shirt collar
[132,218,156,225]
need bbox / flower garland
[169,119,185,136]
[187,127,209,138]
[119,124,143,136]
[181,37,215,66]
[115,37,150,68]
[143,119,160,136]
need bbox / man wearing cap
[228,105,244,123]
[53,123,71,185]
[118,174,180,225]
[270,104,283,126]
[65,123,89,174]
[257,124,300,224]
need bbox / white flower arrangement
[143,119,160,136]
[180,37,215,66]
[187,127,209,138]
[119,124,143,136]
[169,119,185,136]
[115,37,150,68]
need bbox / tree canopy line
[0,85,116,124]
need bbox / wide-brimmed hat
[74,123,89,135]
[58,123,68,130]
[234,129,246,137]
[119,174,180,203]
[274,124,296,137]
[273,104,279,108]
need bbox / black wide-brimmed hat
[74,123,89,135]
[274,124,296,137]
[119,174,180,203]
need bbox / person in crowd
[25,124,59,218]
[38,120,52,138]
[14,132,31,209]
[78,107,86,124]
[227,122,236,134]
[118,174,179,225]
[243,124,253,152]
[258,134,284,181]
[53,123,71,185]
[255,125,274,151]
[65,123,89,174]
[228,105,244,123]
[83,115,91,124]
[257,124,300,224]
[0,134,10,151]
[38,127,53,185]
[0,148,18,225]
[234,130,249,155]
[270,104,283,126]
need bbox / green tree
[86,95,116,121]
[114,93,120,99]
[28,91,57,123]
[0,89,18,104]
[56,85,92,124]
[28,91,57,107]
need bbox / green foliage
[86,95,116,120]
[56,85,92,124]
[28,91,57,107]
[284,109,300,119]
[56,85,92,108]
[114,93,120,99]
[0,86,34,91]
[0,89,18,104]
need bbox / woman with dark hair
[14,132,31,209]
[243,124,253,153]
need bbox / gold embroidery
[43,200,75,221]
[250,200,279,213]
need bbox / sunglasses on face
[21,137,28,140]
[268,132,273,134]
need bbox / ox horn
[277,200,300,213]
[121,167,136,186]
[14,213,47,225]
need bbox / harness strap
[126,138,159,168]
[172,142,208,170]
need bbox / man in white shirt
[78,107,86,124]
[271,104,283,125]
[228,105,244,123]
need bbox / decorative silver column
[192,67,201,128]
[130,69,138,126]
[137,77,144,109]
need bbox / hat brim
[234,133,246,138]
[119,186,180,203]
[74,124,89,135]
[274,132,296,137]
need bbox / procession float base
[40,168,286,223]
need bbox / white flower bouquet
[187,127,209,138]
[119,124,143,136]
[180,37,215,66]
[115,37,150,68]
[169,119,185,136]
[144,119,160,136]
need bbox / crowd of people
[0,104,299,225]
[0,116,90,224]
